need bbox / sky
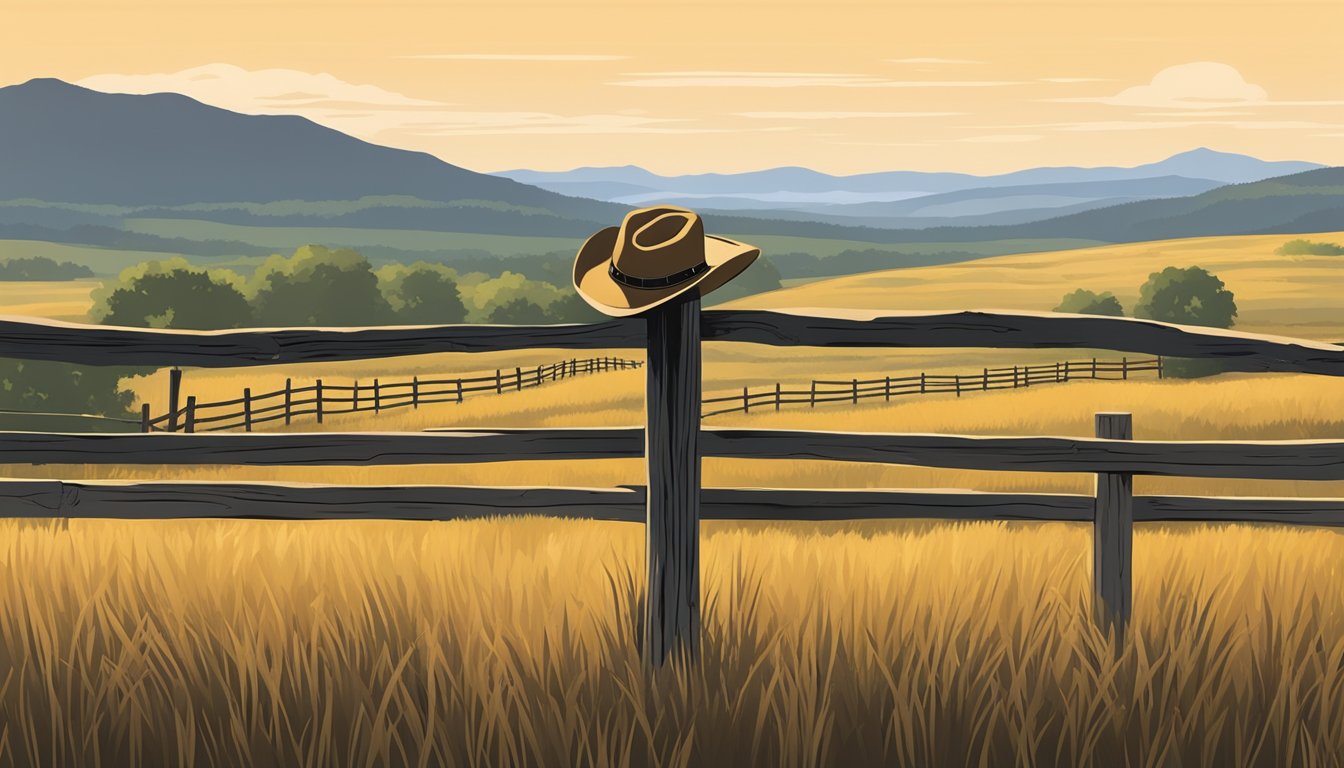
[5,0,1343,175]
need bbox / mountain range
[0,77,1341,274]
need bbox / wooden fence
[703,356,1161,417]
[142,355,641,432]
[1,307,1342,666]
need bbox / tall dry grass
[3,517,1343,767]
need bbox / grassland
[3,231,1344,765]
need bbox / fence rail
[144,356,641,432]
[702,356,1161,417]
[3,306,1344,665]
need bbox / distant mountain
[0,78,623,236]
[498,149,1324,228]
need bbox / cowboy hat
[573,205,760,317]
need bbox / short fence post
[1094,412,1134,640]
[643,292,702,667]
[184,396,197,433]
[353,381,360,412]
[457,378,464,404]
[167,367,183,432]
[1013,365,1019,388]
[1092,358,1098,379]
[1063,361,1070,382]
[810,380,816,408]
[243,388,252,432]
[1055,361,1061,383]
[496,369,503,394]
[284,378,293,425]
[1157,356,1164,379]
[516,366,523,391]
[954,375,961,398]
[852,378,859,405]
[983,368,989,391]
[920,371,926,394]
[774,382,781,411]
[412,377,420,409]
[536,364,544,387]
[1122,357,1129,380]
[1024,365,1031,387]
[140,403,150,433]
[743,386,750,414]
[374,379,381,413]
[572,358,577,377]
[316,379,324,424]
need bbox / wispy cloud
[736,111,962,119]
[399,53,628,62]
[1039,77,1107,84]
[610,71,1019,88]
[1026,119,1340,132]
[956,134,1042,143]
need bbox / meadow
[2,231,1343,765]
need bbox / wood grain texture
[4,428,1343,479]
[643,293,702,666]
[1093,413,1134,636]
[2,480,1341,525]
[1,310,1340,374]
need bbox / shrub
[1053,289,1125,317]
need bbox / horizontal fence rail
[6,427,1344,480]
[4,480,1342,526]
[2,310,1342,375]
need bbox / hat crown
[611,206,706,279]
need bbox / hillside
[729,230,1344,341]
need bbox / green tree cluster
[1053,289,1125,317]
[1275,239,1344,256]
[0,255,94,280]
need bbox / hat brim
[572,227,760,317]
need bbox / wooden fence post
[537,364,544,387]
[167,367,183,432]
[316,379,324,424]
[1122,357,1129,380]
[1094,412,1134,639]
[920,371,926,394]
[643,292,702,667]
[1157,356,1164,379]
[884,375,891,401]
[496,369,503,394]
[809,380,816,408]
[457,378,464,404]
[374,379,381,413]
[140,403,150,433]
[412,376,419,409]
[243,388,252,432]
[1092,358,1098,379]
[515,366,523,392]
[284,378,293,425]
[184,396,197,433]
[983,368,989,391]
[852,378,859,405]
[774,382,781,411]
[954,375,961,398]
[1013,366,1019,388]
[743,386,750,414]
[1063,361,1070,382]
[353,381,360,412]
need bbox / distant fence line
[701,356,1162,418]
[143,356,642,433]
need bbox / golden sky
[5,0,1343,175]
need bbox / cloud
[1073,62,1268,109]
[1039,77,1107,84]
[1025,119,1339,132]
[399,53,628,61]
[736,111,962,119]
[610,71,1019,88]
[79,63,442,112]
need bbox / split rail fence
[703,356,1161,417]
[143,356,641,432]
[0,307,1342,666]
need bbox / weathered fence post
[184,396,197,433]
[412,376,419,409]
[852,378,859,405]
[1092,358,1098,379]
[809,380,816,408]
[167,367,183,432]
[1122,357,1129,380]
[1157,356,1164,379]
[374,379,381,413]
[1063,361,1070,382]
[515,366,523,392]
[1094,412,1134,639]
[643,292,702,666]
[315,379,324,424]
[954,375,961,398]
[537,364,544,387]
[920,371,927,394]
[353,381,360,412]
[743,386,750,414]
[496,369,503,394]
[983,368,989,391]
[1013,366,1019,388]
[140,403,150,433]
[284,378,293,425]
[457,378,464,404]
[243,388,252,432]
[774,382,781,411]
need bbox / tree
[487,297,551,324]
[1054,288,1124,317]
[703,257,783,305]
[0,358,136,421]
[1135,266,1238,378]
[1134,266,1237,328]
[251,245,395,326]
[378,262,468,324]
[100,269,253,329]
[544,292,606,324]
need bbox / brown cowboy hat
[573,205,760,317]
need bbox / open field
[0,279,98,321]
[4,516,1343,766]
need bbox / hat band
[609,260,709,290]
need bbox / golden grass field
[2,231,1344,765]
